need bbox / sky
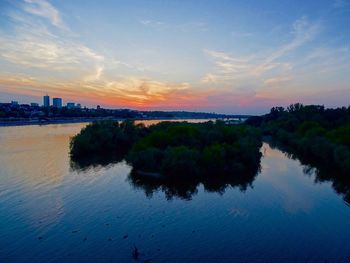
[0,0,349,114]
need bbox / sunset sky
[0,0,349,114]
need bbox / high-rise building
[52,98,62,108]
[66,102,75,109]
[43,95,50,107]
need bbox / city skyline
[1,0,350,114]
[2,94,82,109]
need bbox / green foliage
[248,103,350,174]
[327,124,350,148]
[127,147,163,172]
[70,119,263,184]
[161,146,200,178]
[70,120,145,159]
[127,121,262,178]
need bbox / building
[31,103,39,107]
[52,98,62,108]
[11,101,18,106]
[76,103,81,109]
[43,95,50,107]
[66,102,75,109]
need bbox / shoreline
[0,117,233,127]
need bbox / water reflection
[70,153,124,172]
[128,170,259,200]
[267,138,350,205]
[71,157,260,200]
[2,124,350,262]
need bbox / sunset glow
[1,0,349,113]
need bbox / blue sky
[0,0,349,113]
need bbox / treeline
[247,103,350,174]
[70,121,147,165]
[70,120,262,184]
[127,121,262,178]
[0,103,238,120]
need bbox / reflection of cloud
[0,124,88,231]
[261,143,314,213]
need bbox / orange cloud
[0,73,212,109]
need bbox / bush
[161,146,200,178]
[70,120,145,159]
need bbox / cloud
[23,0,66,29]
[0,34,104,72]
[203,17,320,85]
[0,3,105,80]
[263,75,291,86]
[231,31,253,38]
[140,19,164,28]
[140,19,208,32]
[84,66,104,82]
[254,16,320,75]
[200,16,333,111]
[1,2,210,111]
[203,49,253,81]
[0,73,204,109]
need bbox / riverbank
[0,117,237,127]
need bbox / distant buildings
[31,103,39,107]
[43,95,50,107]
[52,98,62,108]
[43,95,83,109]
[66,102,75,109]
[11,101,18,106]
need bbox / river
[0,122,350,262]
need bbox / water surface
[1,122,350,262]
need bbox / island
[69,103,350,200]
[70,120,262,183]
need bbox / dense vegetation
[70,104,350,199]
[70,120,262,185]
[70,121,147,166]
[127,121,261,178]
[247,103,350,174]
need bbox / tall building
[66,102,75,109]
[52,98,62,108]
[43,95,50,107]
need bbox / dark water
[1,122,350,262]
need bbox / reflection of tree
[70,156,260,200]
[70,153,124,172]
[267,139,350,205]
[127,166,260,200]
